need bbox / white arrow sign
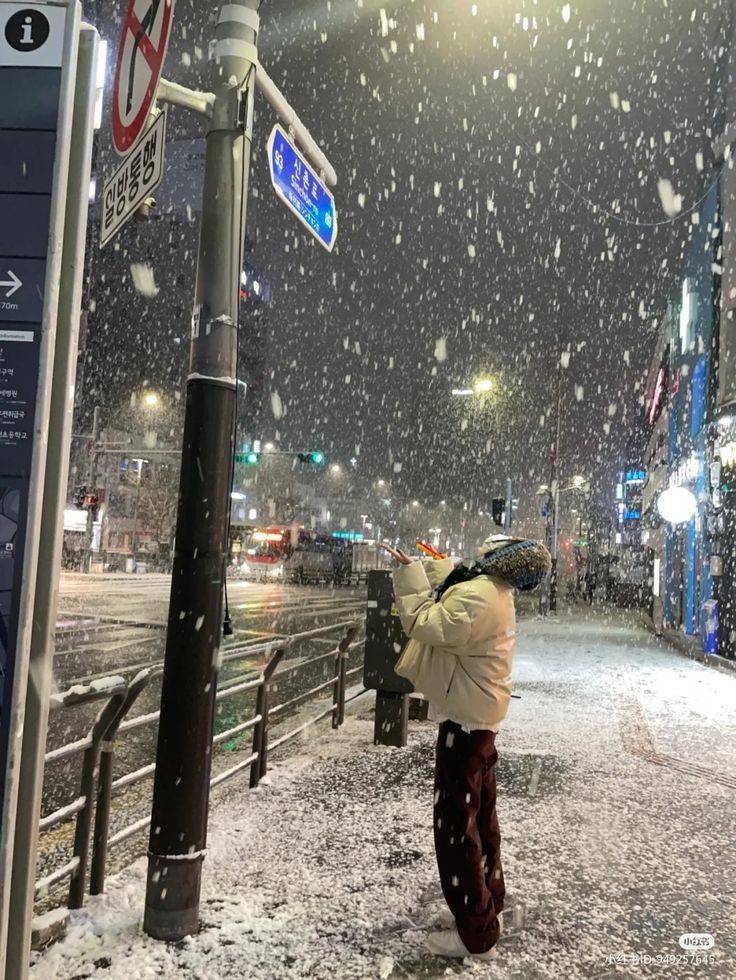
[0,271,22,298]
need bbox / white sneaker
[425,928,497,961]
[434,907,455,929]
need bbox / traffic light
[491,498,505,526]
[236,451,261,466]
[298,451,326,467]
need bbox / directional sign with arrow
[0,270,21,298]
[0,259,44,323]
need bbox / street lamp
[142,391,160,408]
[657,486,697,524]
[452,376,494,397]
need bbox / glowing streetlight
[657,486,697,525]
[452,376,494,397]
[142,391,160,408]
[330,464,342,475]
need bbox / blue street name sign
[267,124,337,252]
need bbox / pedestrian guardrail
[34,620,365,913]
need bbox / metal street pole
[548,348,564,613]
[143,0,260,941]
[84,404,100,572]
[549,481,560,611]
[130,470,141,562]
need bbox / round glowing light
[142,392,160,408]
[657,486,697,525]
[474,377,494,394]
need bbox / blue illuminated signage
[331,531,364,542]
[267,124,337,252]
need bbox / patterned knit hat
[436,537,551,599]
[476,538,552,591]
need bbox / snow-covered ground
[31,610,736,978]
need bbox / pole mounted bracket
[156,77,215,118]
[237,83,251,131]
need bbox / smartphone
[416,540,446,560]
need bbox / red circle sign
[111,0,174,155]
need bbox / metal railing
[34,620,366,911]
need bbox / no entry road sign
[267,124,337,252]
[112,0,174,155]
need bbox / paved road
[54,572,365,688]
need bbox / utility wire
[516,131,725,229]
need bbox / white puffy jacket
[392,558,516,729]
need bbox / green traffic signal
[236,451,261,466]
[297,451,326,467]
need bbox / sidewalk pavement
[31,609,736,979]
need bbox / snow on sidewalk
[31,611,736,979]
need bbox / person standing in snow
[382,535,551,961]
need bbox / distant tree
[135,458,181,550]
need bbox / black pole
[143,0,260,941]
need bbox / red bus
[237,525,293,580]
[234,525,354,585]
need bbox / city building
[640,184,721,647]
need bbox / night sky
[83,0,731,521]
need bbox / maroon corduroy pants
[433,720,504,954]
